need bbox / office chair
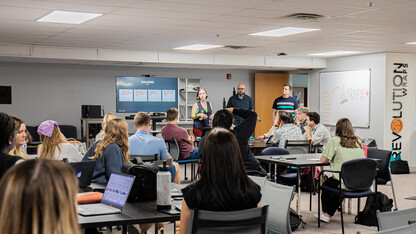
[377,208,416,231]
[368,222,416,234]
[284,139,311,154]
[260,147,289,180]
[165,138,199,181]
[367,148,398,210]
[317,158,377,234]
[188,206,269,234]
[260,180,295,234]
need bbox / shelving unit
[178,78,201,122]
[80,118,102,149]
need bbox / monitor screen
[116,76,178,113]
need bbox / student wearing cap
[37,120,83,162]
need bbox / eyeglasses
[237,88,245,90]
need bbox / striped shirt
[272,96,299,114]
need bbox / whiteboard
[319,70,371,128]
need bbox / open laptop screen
[101,173,135,209]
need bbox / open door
[254,73,288,137]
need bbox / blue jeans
[187,148,200,159]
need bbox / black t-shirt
[182,182,261,211]
[0,152,22,179]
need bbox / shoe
[314,212,331,223]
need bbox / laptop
[69,161,96,188]
[78,172,135,216]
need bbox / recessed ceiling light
[308,51,360,57]
[173,44,224,51]
[249,27,320,37]
[406,42,416,45]
[37,10,102,24]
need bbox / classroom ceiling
[0,0,416,65]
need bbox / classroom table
[78,200,181,233]
[256,154,328,215]
[248,140,268,155]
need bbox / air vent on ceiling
[282,13,325,20]
[224,45,248,50]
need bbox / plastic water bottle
[156,161,171,210]
[22,143,27,154]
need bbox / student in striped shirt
[272,83,299,124]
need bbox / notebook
[78,172,135,216]
[69,161,96,188]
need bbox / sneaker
[314,212,331,223]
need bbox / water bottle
[22,143,27,154]
[156,161,171,210]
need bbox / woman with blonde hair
[37,120,83,162]
[82,118,130,183]
[0,159,81,234]
[95,112,116,141]
[9,116,28,160]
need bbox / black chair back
[367,148,391,183]
[202,127,212,137]
[284,140,311,154]
[261,147,289,156]
[59,125,77,139]
[341,158,377,191]
[165,138,180,161]
[189,206,269,234]
[130,154,159,163]
[26,125,40,142]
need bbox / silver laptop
[78,172,135,216]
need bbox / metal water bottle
[156,161,171,210]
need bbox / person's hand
[304,126,309,131]
[209,114,214,119]
[257,135,265,139]
[226,107,234,113]
[201,114,208,119]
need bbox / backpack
[122,163,158,202]
[355,192,393,226]
[290,208,305,231]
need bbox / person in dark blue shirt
[226,83,255,126]
[272,83,299,124]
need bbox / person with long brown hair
[0,159,81,234]
[8,116,28,160]
[95,112,116,141]
[83,118,130,183]
[37,120,83,162]
[0,112,24,179]
[315,118,365,223]
[180,127,261,233]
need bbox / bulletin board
[319,70,371,128]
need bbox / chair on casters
[367,148,398,210]
[376,207,416,231]
[368,222,416,234]
[317,158,377,234]
[284,139,311,154]
[165,138,199,181]
[188,205,269,234]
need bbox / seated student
[180,128,262,233]
[0,159,81,234]
[8,116,28,160]
[83,118,130,183]
[129,112,180,184]
[199,108,266,176]
[162,108,199,160]
[95,112,116,142]
[257,110,282,140]
[37,120,83,162]
[315,118,365,223]
[304,112,331,149]
[271,111,305,148]
[295,107,309,134]
[0,112,24,179]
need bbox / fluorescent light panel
[37,10,102,24]
[174,44,224,51]
[249,27,320,37]
[308,51,360,57]
[406,42,416,45]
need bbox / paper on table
[306,158,321,161]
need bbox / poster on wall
[319,70,371,127]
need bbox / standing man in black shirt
[226,83,255,126]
